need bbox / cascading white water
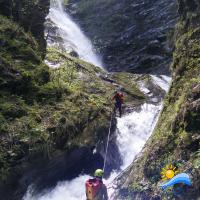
[116,103,161,170]
[23,175,91,200]
[105,104,162,199]
[23,76,171,200]
[116,75,171,169]
[47,0,103,67]
[107,75,171,199]
[151,75,171,92]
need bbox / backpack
[85,179,103,200]
[115,93,124,103]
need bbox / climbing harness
[103,108,114,173]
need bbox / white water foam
[151,75,171,92]
[106,104,162,199]
[47,0,103,67]
[23,175,91,200]
[116,103,161,170]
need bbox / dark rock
[178,0,199,16]
[67,0,178,74]
[69,50,79,58]
[1,147,104,200]
[0,0,50,55]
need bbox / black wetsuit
[113,93,124,117]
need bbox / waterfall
[47,0,103,67]
[107,75,171,199]
[22,1,173,200]
[23,175,91,200]
[23,75,171,200]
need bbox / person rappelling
[85,169,108,200]
[112,89,124,117]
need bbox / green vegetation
[0,14,145,185]
[109,72,145,101]
[0,0,50,53]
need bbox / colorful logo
[161,164,179,181]
[160,163,191,190]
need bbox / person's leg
[119,103,122,117]
[114,103,117,115]
[115,102,120,117]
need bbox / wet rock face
[178,0,200,17]
[67,0,178,74]
[1,147,104,200]
[0,0,50,54]
[26,147,104,193]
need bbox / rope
[103,109,114,172]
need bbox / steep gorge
[0,0,199,200]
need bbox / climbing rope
[103,108,114,173]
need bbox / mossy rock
[0,16,145,186]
